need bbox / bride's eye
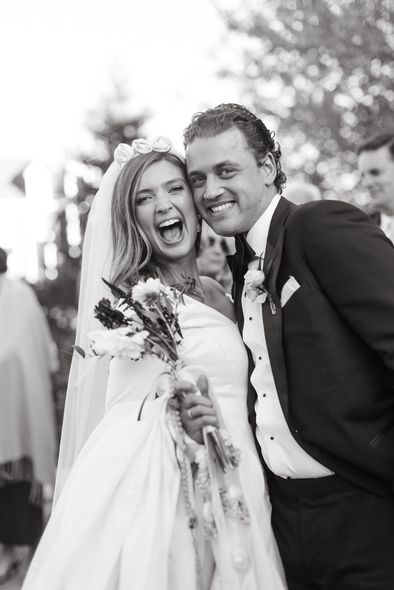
[169,185,183,193]
[136,194,153,205]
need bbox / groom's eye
[190,175,205,188]
[220,168,235,177]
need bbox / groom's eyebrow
[188,160,238,176]
[215,159,238,168]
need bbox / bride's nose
[156,190,173,213]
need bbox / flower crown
[114,136,173,169]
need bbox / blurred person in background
[358,132,394,243]
[197,226,233,293]
[285,180,321,205]
[0,248,57,584]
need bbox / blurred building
[0,159,58,282]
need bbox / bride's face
[135,159,199,265]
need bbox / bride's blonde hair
[110,151,198,290]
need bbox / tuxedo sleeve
[292,200,394,371]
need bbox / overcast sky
[0,0,241,165]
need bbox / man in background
[358,132,394,242]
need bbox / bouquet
[76,276,240,472]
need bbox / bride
[21,138,287,590]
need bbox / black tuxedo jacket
[228,197,394,499]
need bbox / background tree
[218,0,394,200]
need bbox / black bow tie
[227,234,256,283]
[235,233,256,266]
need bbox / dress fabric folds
[22,297,286,590]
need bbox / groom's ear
[258,153,277,186]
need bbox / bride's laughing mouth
[157,217,185,244]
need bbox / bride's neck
[156,259,203,297]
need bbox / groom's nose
[204,175,224,200]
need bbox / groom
[180,103,394,589]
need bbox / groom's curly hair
[183,103,286,194]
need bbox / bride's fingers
[183,403,217,419]
[196,375,209,398]
[182,393,213,409]
[172,380,198,397]
[190,416,218,431]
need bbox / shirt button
[249,316,253,320]
[258,356,262,360]
[262,393,267,398]
[270,436,274,440]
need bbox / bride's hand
[174,376,219,444]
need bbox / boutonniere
[244,268,268,303]
[244,257,277,314]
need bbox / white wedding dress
[22,296,286,590]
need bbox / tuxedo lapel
[261,198,295,419]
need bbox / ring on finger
[187,408,194,419]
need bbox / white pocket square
[280,276,301,307]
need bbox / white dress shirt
[380,213,394,245]
[242,194,333,479]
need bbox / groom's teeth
[211,203,233,213]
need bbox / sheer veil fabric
[54,160,121,502]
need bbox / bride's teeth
[159,218,180,228]
[211,203,233,213]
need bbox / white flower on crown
[114,143,134,168]
[132,138,152,155]
[151,136,172,153]
[113,137,173,169]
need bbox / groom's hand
[174,375,218,444]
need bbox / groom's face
[186,127,271,237]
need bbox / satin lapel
[227,254,245,335]
[261,198,296,419]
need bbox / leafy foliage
[219,0,394,199]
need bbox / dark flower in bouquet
[94,298,127,329]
